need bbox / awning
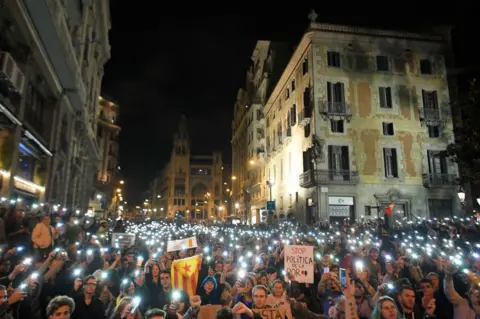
[21,128,52,157]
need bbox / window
[174,185,185,195]
[327,82,345,105]
[379,87,393,108]
[328,145,349,171]
[302,58,308,75]
[428,125,440,138]
[422,90,438,109]
[290,105,297,126]
[376,55,389,71]
[327,51,341,67]
[291,80,295,91]
[383,148,398,178]
[382,122,394,136]
[420,59,432,74]
[427,151,447,175]
[286,88,290,99]
[304,122,311,137]
[330,120,344,133]
[364,206,379,217]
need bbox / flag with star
[171,255,202,296]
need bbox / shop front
[328,196,355,223]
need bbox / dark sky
[101,3,477,204]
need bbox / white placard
[111,233,136,248]
[284,245,314,283]
[167,236,197,252]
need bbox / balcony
[298,106,312,126]
[419,107,447,126]
[423,173,457,188]
[299,169,359,188]
[319,101,352,122]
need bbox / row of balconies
[299,169,457,188]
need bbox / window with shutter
[327,51,341,67]
[330,120,344,133]
[376,56,389,71]
[427,125,440,138]
[422,90,438,109]
[382,122,394,135]
[302,59,308,75]
[379,87,393,108]
[383,148,398,177]
[420,59,432,74]
[291,105,297,125]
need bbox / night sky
[101,3,477,204]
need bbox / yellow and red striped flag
[171,255,202,296]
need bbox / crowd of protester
[0,202,479,319]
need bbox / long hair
[114,297,143,319]
[370,296,401,319]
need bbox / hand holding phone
[339,268,347,289]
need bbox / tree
[443,79,480,184]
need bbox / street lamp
[458,189,466,202]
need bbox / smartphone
[130,296,141,313]
[323,267,329,274]
[339,268,347,288]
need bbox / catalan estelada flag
[171,255,202,296]
[384,202,395,216]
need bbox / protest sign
[111,233,136,248]
[284,245,314,283]
[252,308,286,319]
[198,305,221,318]
[167,236,197,252]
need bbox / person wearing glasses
[71,275,105,319]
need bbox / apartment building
[264,19,459,224]
[151,115,224,220]
[0,1,111,211]
[231,41,290,222]
[89,95,121,215]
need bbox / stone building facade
[263,20,459,224]
[0,0,111,211]
[231,41,290,221]
[151,115,224,220]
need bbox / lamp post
[458,189,466,203]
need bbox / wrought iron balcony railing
[422,173,457,187]
[299,169,359,188]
